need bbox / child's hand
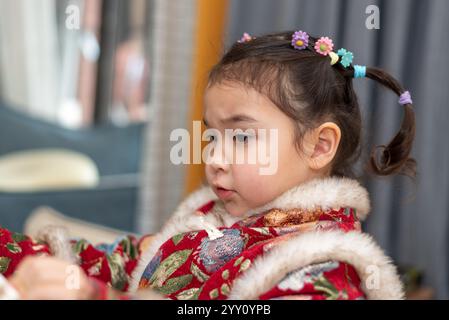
[9,256,95,300]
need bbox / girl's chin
[223,202,248,217]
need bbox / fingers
[10,256,94,300]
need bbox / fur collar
[243,176,370,221]
[128,176,372,293]
[166,176,370,223]
[229,230,404,299]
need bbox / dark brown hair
[208,31,416,179]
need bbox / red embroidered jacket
[0,177,405,299]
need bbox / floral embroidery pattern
[135,205,363,299]
[0,227,141,292]
[147,249,193,289]
[139,249,163,287]
[199,229,244,273]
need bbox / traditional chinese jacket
[127,176,404,299]
[0,177,404,300]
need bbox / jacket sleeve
[0,226,155,293]
[71,234,154,292]
[258,260,366,300]
[0,227,51,278]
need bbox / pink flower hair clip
[314,37,334,56]
[238,32,253,43]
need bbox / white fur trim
[36,225,77,263]
[229,230,404,300]
[128,185,224,292]
[245,176,371,221]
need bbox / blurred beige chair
[0,148,99,193]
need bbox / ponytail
[362,67,417,178]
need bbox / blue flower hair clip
[337,48,354,68]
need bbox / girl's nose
[207,143,231,173]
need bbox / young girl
[0,30,416,300]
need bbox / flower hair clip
[337,48,354,68]
[291,31,336,63]
[314,37,334,56]
[238,32,253,43]
[315,37,342,67]
[290,31,367,78]
[291,30,309,50]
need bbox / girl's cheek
[233,164,268,195]
[204,165,213,184]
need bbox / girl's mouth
[215,187,235,200]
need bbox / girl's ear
[307,122,341,171]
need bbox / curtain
[136,0,197,234]
[0,0,89,127]
[226,0,449,299]
[0,0,60,122]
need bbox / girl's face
[203,82,322,217]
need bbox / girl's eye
[206,134,216,142]
[233,134,251,143]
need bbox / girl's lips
[215,187,235,200]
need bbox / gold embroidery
[263,207,324,227]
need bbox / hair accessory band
[329,52,339,65]
[354,65,366,78]
[399,91,413,105]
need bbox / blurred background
[0,0,448,299]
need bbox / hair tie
[329,52,339,65]
[353,65,366,78]
[399,91,413,105]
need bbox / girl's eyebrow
[202,114,258,127]
[222,114,258,125]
